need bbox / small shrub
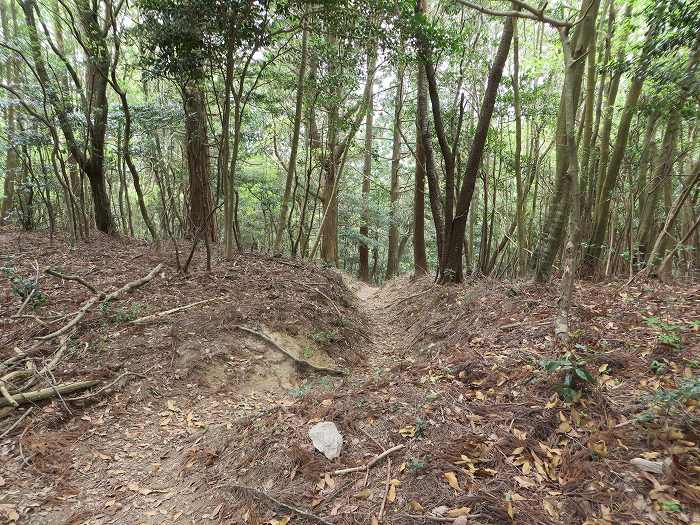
[640,375,700,423]
[540,352,595,402]
[644,316,682,350]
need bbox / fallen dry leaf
[444,471,460,490]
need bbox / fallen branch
[46,269,99,293]
[131,296,226,325]
[37,263,163,341]
[227,484,333,525]
[386,286,435,309]
[331,444,405,475]
[0,380,100,407]
[378,458,392,522]
[235,325,347,376]
[36,295,101,341]
[14,260,40,317]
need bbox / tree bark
[441,16,514,283]
[358,45,376,282]
[532,0,601,281]
[274,26,308,255]
[183,83,216,242]
[386,65,405,280]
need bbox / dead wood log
[234,325,347,376]
[0,380,100,407]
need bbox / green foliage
[136,0,271,82]
[100,299,143,324]
[1,267,47,309]
[406,457,427,472]
[644,316,682,349]
[540,352,595,402]
[310,330,339,345]
[640,375,700,423]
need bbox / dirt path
[4,266,404,525]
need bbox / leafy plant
[2,267,47,309]
[650,360,668,375]
[640,375,700,423]
[644,316,682,349]
[540,352,595,402]
[406,457,427,472]
[310,330,339,345]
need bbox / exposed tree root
[234,325,347,376]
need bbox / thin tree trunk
[442,16,514,283]
[273,26,308,255]
[358,44,376,282]
[386,65,405,280]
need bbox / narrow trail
[342,277,405,372]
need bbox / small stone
[309,421,343,460]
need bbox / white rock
[308,421,343,460]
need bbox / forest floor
[1,228,700,525]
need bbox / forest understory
[1,228,699,525]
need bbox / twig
[14,260,40,317]
[386,286,435,309]
[227,484,334,525]
[0,407,34,438]
[235,325,347,376]
[403,514,483,523]
[304,285,342,317]
[130,296,226,325]
[0,383,18,407]
[331,444,404,475]
[45,268,99,293]
[378,458,392,522]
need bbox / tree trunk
[413,67,428,276]
[512,17,525,276]
[183,83,216,241]
[386,65,405,280]
[532,0,601,281]
[442,16,514,283]
[358,45,376,282]
[585,74,644,273]
[274,26,308,255]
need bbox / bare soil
[1,229,699,525]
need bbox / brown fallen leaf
[447,506,471,517]
[444,471,460,491]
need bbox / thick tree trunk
[184,84,216,241]
[532,0,601,281]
